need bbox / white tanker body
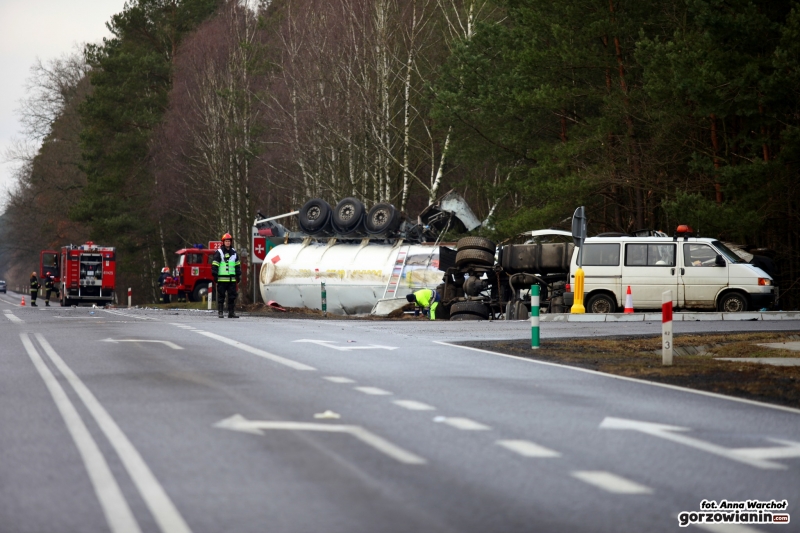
[259,242,442,315]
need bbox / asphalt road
[2,290,799,533]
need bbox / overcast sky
[0,0,127,212]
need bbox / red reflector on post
[565,283,571,292]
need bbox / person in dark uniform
[158,267,171,304]
[30,272,40,307]
[211,233,241,318]
[44,275,56,306]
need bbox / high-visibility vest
[413,289,436,308]
[213,248,240,282]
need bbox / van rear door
[679,242,727,309]
[621,242,678,308]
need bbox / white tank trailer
[259,241,443,315]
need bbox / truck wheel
[192,283,209,303]
[455,249,494,267]
[456,237,496,253]
[366,203,401,234]
[449,300,490,320]
[333,197,365,233]
[586,293,616,314]
[718,292,748,313]
[298,198,332,234]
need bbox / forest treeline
[2,0,799,307]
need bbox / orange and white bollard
[624,286,634,314]
[21,296,26,306]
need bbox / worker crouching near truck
[406,288,440,320]
[211,233,241,319]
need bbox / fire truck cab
[163,246,217,302]
[57,242,117,306]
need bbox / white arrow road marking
[195,331,315,371]
[393,400,435,411]
[496,440,561,458]
[214,414,425,465]
[293,339,398,351]
[21,334,142,533]
[571,471,653,494]
[4,310,23,324]
[600,417,797,470]
[100,339,183,350]
[355,386,392,396]
[33,333,193,533]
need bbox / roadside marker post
[570,206,587,314]
[531,285,540,349]
[208,283,213,310]
[321,282,327,317]
[662,290,673,366]
[127,288,131,308]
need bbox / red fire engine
[41,242,117,306]
[163,243,247,302]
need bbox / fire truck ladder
[382,245,410,299]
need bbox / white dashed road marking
[324,376,356,384]
[355,386,392,396]
[571,471,653,494]
[393,400,435,411]
[496,440,561,458]
[437,417,491,431]
[3,310,23,324]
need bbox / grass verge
[460,332,800,409]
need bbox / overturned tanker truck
[256,191,482,316]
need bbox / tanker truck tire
[366,203,401,234]
[333,197,366,233]
[455,249,494,267]
[449,300,490,320]
[456,237,496,254]
[299,198,332,234]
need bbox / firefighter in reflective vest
[211,233,241,318]
[406,288,440,320]
[30,272,40,307]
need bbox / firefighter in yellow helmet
[406,288,440,320]
[211,233,241,318]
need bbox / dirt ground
[460,332,800,409]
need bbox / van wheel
[718,292,748,313]
[586,293,616,314]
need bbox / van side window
[582,244,620,266]
[625,244,676,266]
[684,244,716,267]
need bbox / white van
[563,235,776,313]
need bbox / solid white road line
[4,310,23,324]
[393,400,436,411]
[35,334,193,533]
[354,386,392,396]
[20,334,142,533]
[324,376,356,384]
[0,295,19,305]
[496,439,561,458]
[571,471,653,494]
[438,417,491,431]
[436,341,800,416]
[193,330,315,371]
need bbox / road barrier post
[531,285,540,349]
[662,290,673,366]
[127,287,131,308]
[321,282,327,317]
[208,282,213,310]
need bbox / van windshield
[711,241,746,263]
